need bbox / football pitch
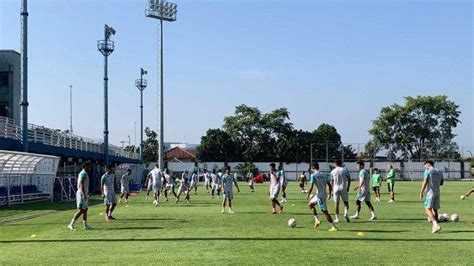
[1,181,473,264]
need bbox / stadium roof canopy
[0,150,60,176]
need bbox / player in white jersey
[189,168,199,195]
[203,170,211,193]
[68,162,92,230]
[247,171,255,192]
[147,165,163,207]
[331,159,351,223]
[145,168,154,201]
[278,164,288,203]
[269,163,284,214]
[176,171,191,204]
[211,169,221,199]
[221,166,240,213]
[350,161,377,220]
[119,169,132,203]
[101,165,118,221]
[420,160,443,233]
[162,168,177,201]
[307,162,338,232]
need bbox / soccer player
[119,169,132,203]
[351,161,377,221]
[176,170,191,204]
[278,163,288,203]
[145,169,154,201]
[68,162,92,230]
[298,171,307,193]
[371,168,382,201]
[331,159,351,223]
[211,169,221,199]
[419,160,443,233]
[147,165,163,207]
[221,166,240,213]
[203,169,211,193]
[101,165,118,221]
[307,162,338,232]
[269,163,284,214]
[163,168,177,201]
[247,171,255,192]
[189,168,199,195]
[385,164,396,202]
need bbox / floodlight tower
[146,0,177,169]
[97,24,116,166]
[20,0,29,152]
[135,68,148,165]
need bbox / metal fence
[0,116,138,160]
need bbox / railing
[0,117,139,160]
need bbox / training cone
[99,213,103,216]
[357,232,365,237]
[30,234,37,239]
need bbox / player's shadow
[93,226,164,231]
[2,237,474,244]
[345,229,410,233]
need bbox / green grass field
[1,181,473,264]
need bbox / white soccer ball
[450,214,459,222]
[439,213,449,222]
[460,195,466,200]
[288,218,297,228]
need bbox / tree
[143,127,158,164]
[196,129,239,162]
[368,95,461,160]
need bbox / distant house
[165,146,197,162]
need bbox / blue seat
[10,186,21,195]
[0,187,7,196]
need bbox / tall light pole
[135,68,148,165]
[20,0,29,152]
[69,85,73,133]
[97,24,116,166]
[146,0,177,169]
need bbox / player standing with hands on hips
[102,165,118,221]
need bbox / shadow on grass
[93,226,164,230]
[2,237,473,244]
[345,229,410,233]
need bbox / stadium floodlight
[146,0,177,170]
[135,68,148,165]
[97,24,116,166]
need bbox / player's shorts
[153,184,162,194]
[281,179,288,188]
[147,183,153,192]
[333,190,349,203]
[357,191,371,202]
[372,186,380,192]
[121,185,130,194]
[204,178,211,187]
[223,189,233,200]
[310,195,327,211]
[387,182,394,192]
[190,180,197,188]
[76,191,89,209]
[424,194,440,209]
[211,183,220,190]
[178,184,189,194]
[104,191,117,205]
[299,183,305,189]
[248,179,254,186]
[165,183,174,190]
[270,186,280,200]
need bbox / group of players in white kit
[68,159,463,234]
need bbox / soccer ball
[450,214,459,222]
[460,195,466,200]
[288,218,297,228]
[439,213,449,222]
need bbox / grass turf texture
[0,181,473,264]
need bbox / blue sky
[1,0,472,148]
